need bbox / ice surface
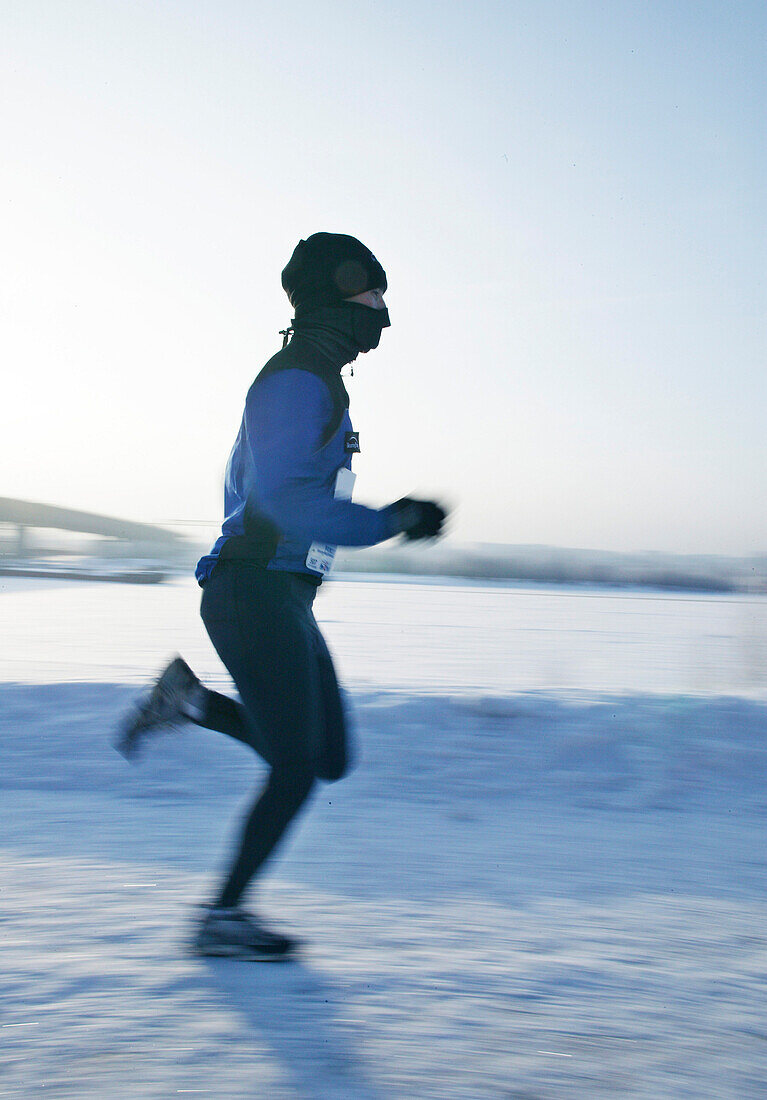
[1,576,767,1097]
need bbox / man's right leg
[192,685,274,764]
[116,655,273,763]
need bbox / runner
[116,232,446,959]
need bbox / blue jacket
[196,340,396,584]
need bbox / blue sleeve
[244,370,397,547]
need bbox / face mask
[344,302,391,352]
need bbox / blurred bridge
[0,497,187,582]
[0,497,184,549]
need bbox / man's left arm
[245,370,399,546]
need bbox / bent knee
[315,754,352,783]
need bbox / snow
[1,575,767,1097]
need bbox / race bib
[305,468,357,575]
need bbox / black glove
[390,497,447,541]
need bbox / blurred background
[3,5,767,1098]
[2,0,766,578]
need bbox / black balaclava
[281,232,390,365]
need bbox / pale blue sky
[2,1,765,552]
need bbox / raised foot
[115,655,201,760]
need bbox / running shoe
[191,906,297,961]
[115,655,202,760]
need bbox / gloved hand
[389,497,447,541]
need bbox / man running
[117,232,446,959]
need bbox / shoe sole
[190,942,295,961]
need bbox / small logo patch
[344,432,360,453]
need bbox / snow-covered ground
[1,575,767,1098]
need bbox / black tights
[194,690,315,909]
[197,564,349,909]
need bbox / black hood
[282,232,387,315]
